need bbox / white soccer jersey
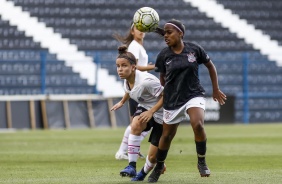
[123,70,163,124]
[128,40,148,67]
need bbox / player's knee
[161,127,177,144]
[162,134,174,143]
[192,122,204,133]
[130,123,143,134]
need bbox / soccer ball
[133,7,159,32]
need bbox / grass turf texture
[0,123,281,184]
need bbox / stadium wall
[0,95,131,129]
[0,95,235,130]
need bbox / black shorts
[148,122,163,147]
[129,98,138,117]
[133,106,163,147]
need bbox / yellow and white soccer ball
[133,7,159,32]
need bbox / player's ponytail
[113,22,134,47]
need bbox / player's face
[164,24,183,47]
[132,26,145,41]
[116,58,135,79]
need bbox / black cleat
[147,164,164,183]
[197,161,211,177]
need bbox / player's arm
[204,60,227,105]
[136,64,155,71]
[135,57,155,72]
[139,92,163,123]
[110,93,130,111]
[159,72,166,86]
[149,92,163,113]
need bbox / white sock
[128,134,142,163]
[118,125,131,153]
[143,155,155,174]
[140,129,150,141]
[139,130,150,154]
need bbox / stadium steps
[0,0,124,97]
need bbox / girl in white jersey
[111,45,165,181]
[113,23,155,160]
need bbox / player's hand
[212,89,227,105]
[138,110,153,123]
[110,102,123,111]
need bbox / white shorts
[163,97,205,124]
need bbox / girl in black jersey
[148,19,227,183]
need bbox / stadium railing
[0,94,130,130]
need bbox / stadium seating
[9,0,254,51]
[1,0,282,122]
[0,15,94,94]
[216,0,282,46]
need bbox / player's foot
[131,169,147,181]
[115,151,128,160]
[131,164,165,182]
[138,152,146,159]
[120,165,136,177]
[161,164,166,174]
[147,164,165,183]
[197,161,211,177]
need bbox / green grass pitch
[0,123,281,184]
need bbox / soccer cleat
[115,151,128,160]
[138,152,146,159]
[131,170,147,181]
[131,164,166,182]
[161,164,166,174]
[120,165,136,177]
[197,161,211,177]
[147,164,165,183]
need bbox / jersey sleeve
[197,44,210,64]
[128,41,140,60]
[143,78,164,97]
[155,50,166,73]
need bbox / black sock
[155,149,168,169]
[129,162,136,168]
[195,140,207,163]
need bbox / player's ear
[132,65,136,71]
[179,31,183,38]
